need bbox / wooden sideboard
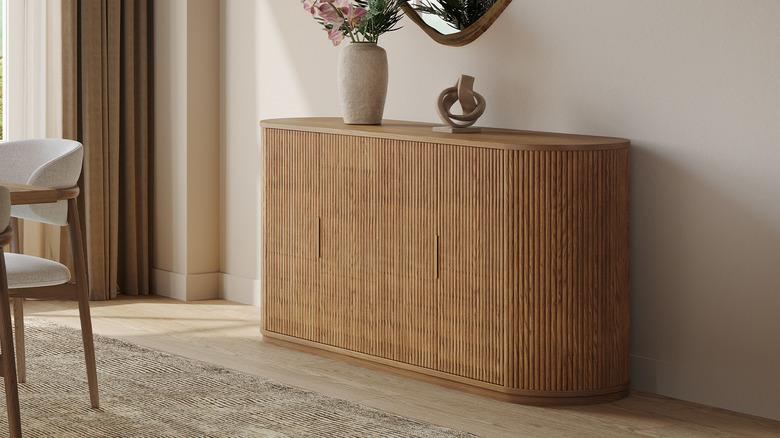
[260,117,630,405]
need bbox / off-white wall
[186,0,221,276]
[154,0,187,278]
[218,1,261,305]
[154,0,221,301]
[219,0,780,419]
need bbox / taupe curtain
[62,0,153,300]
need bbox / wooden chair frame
[8,186,99,411]
[0,225,22,438]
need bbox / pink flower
[327,27,344,46]
[317,2,344,26]
[302,0,317,14]
[302,0,372,46]
[345,6,367,25]
[315,0,366,27]
[324,0,350,7]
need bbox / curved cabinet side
[506,149,630,394]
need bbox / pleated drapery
[62,0,153,300]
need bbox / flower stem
[328,3,358,43]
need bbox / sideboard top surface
[260,117,630,151]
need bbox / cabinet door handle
[435,234,440,280]
[317,217,322,259]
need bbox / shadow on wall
[629,143,780,418]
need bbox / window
[1,0,5,140]
[4,0,60,141]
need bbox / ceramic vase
[338,42,388,125]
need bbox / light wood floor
[22,296,780,438]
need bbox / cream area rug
[0,320,474,437]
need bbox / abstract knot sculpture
[434,74,487,133]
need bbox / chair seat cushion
[4,253,71,289]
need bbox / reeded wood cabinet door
[264,129,320,341]
[318,135,438,366]
[374,139,438,368]
[318,134,378,350]
[438,146,508,385]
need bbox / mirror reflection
[407,0,499,34]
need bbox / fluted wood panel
[264,129,320,341]
[438,146,507,385]
[374,139,438,369]
[507,149,630,393]
[318,134,438,367]
[262,120,630,405]
[319,134,377,351]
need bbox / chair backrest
[0,139,83,226]
[0,186,9,232]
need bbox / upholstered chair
[0,186,22,438]
[0,139,99,409]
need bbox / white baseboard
[219,273,260,306]
[631,354,780,421]
[153,269,219,302]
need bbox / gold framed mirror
[401,0,512,47]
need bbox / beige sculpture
[434,74,487,133]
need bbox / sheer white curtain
[5,0,63,258]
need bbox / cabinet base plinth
[262,330,630,407]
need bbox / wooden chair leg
[13,298,25,383]
[9,218,20,254]
[9,219,27,384]
[0,250,23,438]
[67,198,100,409]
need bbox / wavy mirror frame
[401,0,512,47]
